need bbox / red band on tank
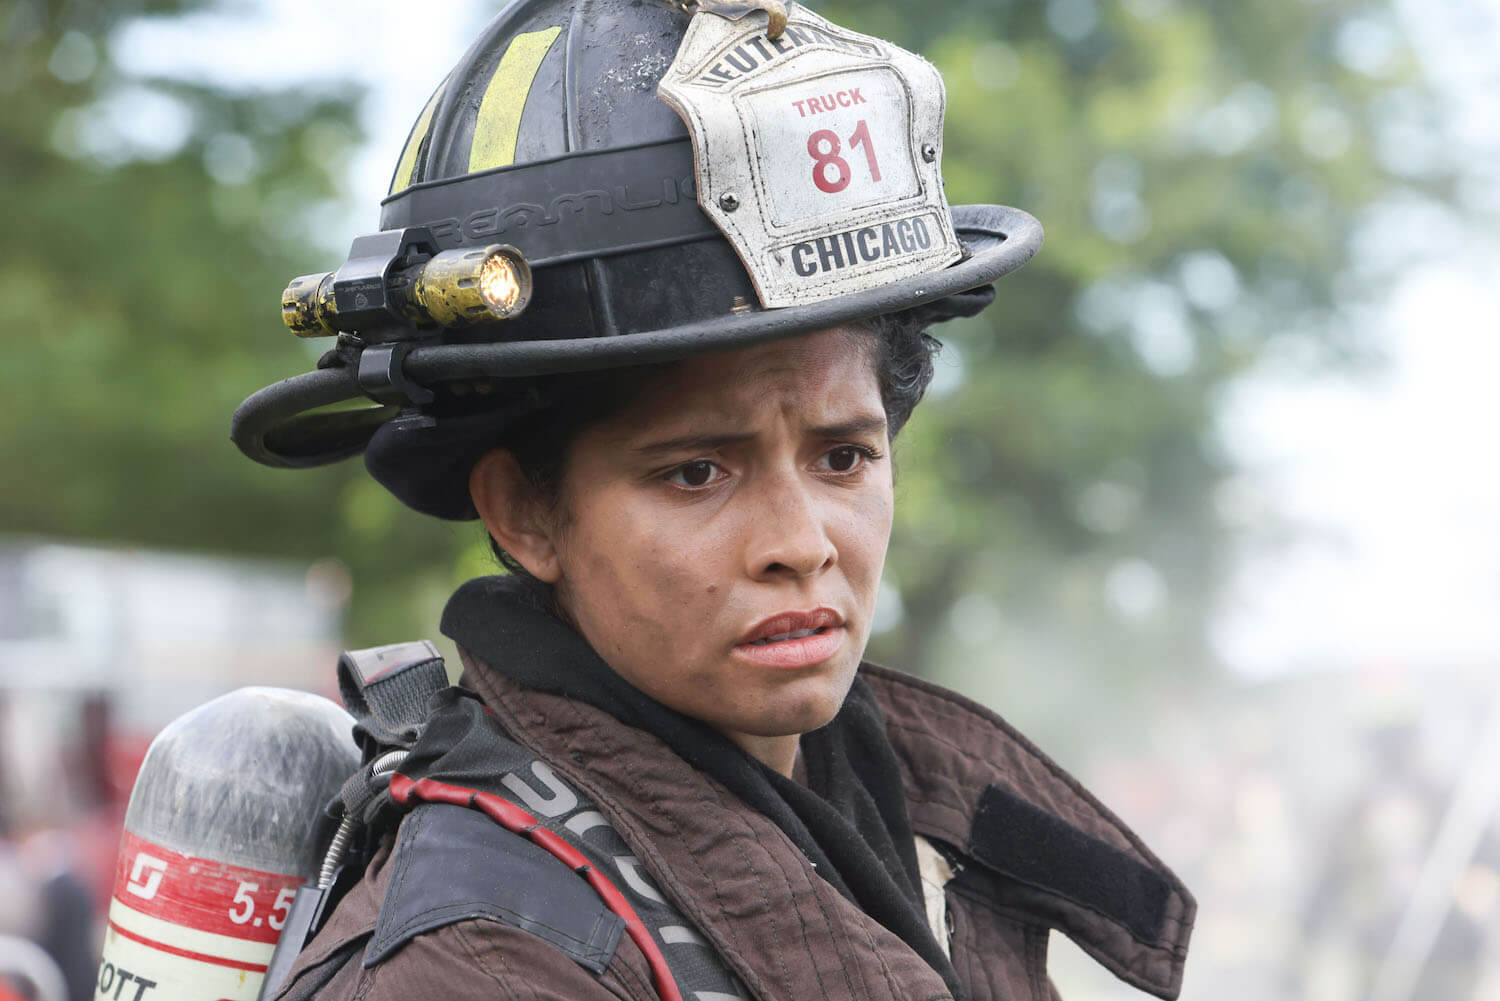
[389,772,686,1001]
[111,829,304,944]
[106,919,272,973]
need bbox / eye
[666,459,725,488]
[817,444,878,473]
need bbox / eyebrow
[809,414,889,440]
[631,413,889,456]
[632,431,755,456]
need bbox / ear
[468,448,563,583]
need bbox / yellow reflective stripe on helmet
[390,81,447,195]
[469,26,563,173]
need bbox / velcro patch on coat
[365,803,625,972]
[969,784,1171,945]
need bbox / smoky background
[2,0,1498,999]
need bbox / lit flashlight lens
[479,253,523,316]
[409,244,531,327]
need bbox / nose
[743,473,837,580]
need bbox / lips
[738,608,844,646]
[732,608,846,670]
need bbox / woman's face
[499,328,895,773]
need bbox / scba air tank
[95,688,358,1001]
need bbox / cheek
[836,477,895,634]
[556,490,735,659]
[844,471,895,569]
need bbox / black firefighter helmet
[231,0,1043,519]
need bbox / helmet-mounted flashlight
[281,233,532,339]
[413,244,531,326]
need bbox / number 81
[807,120,882,194]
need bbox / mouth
[737,608,844,646]
[733,608,846,669]
[747,627,826,646]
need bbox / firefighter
[229,2,1195,999]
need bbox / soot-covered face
[472,327,894,776]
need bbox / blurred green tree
[823,0,1449,746]
[0,0,470,642]
[0,0,1453,747]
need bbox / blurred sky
[108,0,1500,682]
[1207,0,1500,681]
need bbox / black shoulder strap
[366,802,625,971]
[368,689,753,1001]
[274,678,753,1001]
[337,640,450,749]
[262,640,450,1001]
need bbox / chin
[729,690,846,739]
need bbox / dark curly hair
[485,315,940,575]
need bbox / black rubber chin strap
[379,138,719,264]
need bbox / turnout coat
[273,651,1194,1001]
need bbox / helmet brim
[231,202,1041,518]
